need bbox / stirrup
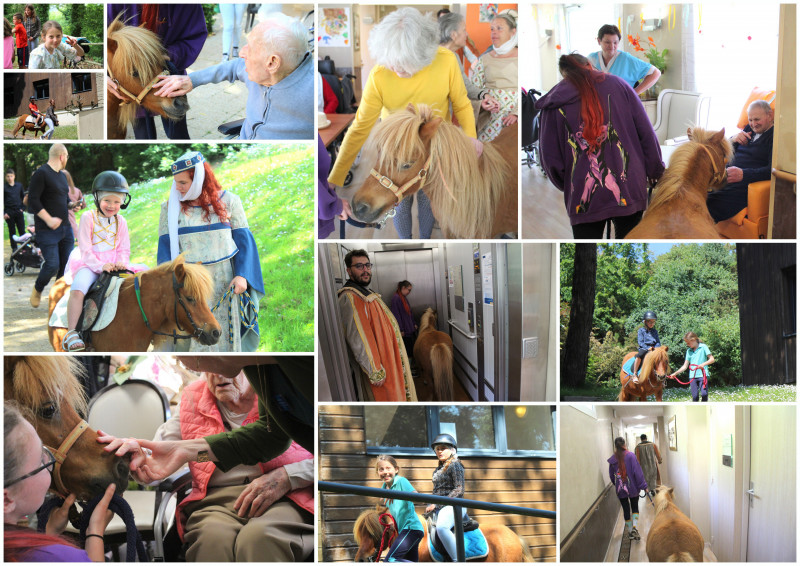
[62,330,86,352]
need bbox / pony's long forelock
[107,15,167,129]
[649,127,734,209]
[642,346,669,376]
[150,255,215,301]
[5,357,89,420]
[653,486,675,515]
[419,307,437,332]
[372,105,510,238]
[353,508,385,547]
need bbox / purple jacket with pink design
[608,450,648,498]
[536,73,664,225]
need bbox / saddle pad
[623,357,642,378]
[49,277,125,331]
[427,528,489,562]
[25,116,37,124]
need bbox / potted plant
[627,34,668,98]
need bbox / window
[72,73,92,94]
[365,405,556,457]
[33,79,49,100]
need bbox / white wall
[521,244,554,400]
[559,404,621,540]
[708,405,745,562]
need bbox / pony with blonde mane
[350,104,517,239]
[4,356,131,500]
[413,308,454,401]
[106,16,189,139]
[353,508,534,562]
[627,127,733,239]
[618,346,670,402]
[646,486,705,562]
[48,254,221,352]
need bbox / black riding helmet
[643,310,657,321]
[431,433,457,451]
[92,171,131,210]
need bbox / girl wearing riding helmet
[671,331,715,402]
[3,402,116,562]
[425,433,466,562]
[157,151,265,352]
[62,171,133,352]
[632,310,661,383]
[608,437,647,541]
[375,455,425,561]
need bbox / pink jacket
[68,210,130,276]
[176,380,314,540]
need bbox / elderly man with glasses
[337,249,418,402]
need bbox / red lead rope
[376,512,398,562]
[669,364,708,390]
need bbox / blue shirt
[589,50,654,88]
[637,326,661,349]
[383,475,424,533]
[685,343,712,379]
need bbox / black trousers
[5,209,25,251]
[571,211,643,239]
[619,496,639,521]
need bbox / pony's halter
[46,420,90,497]
[369,154,434,205]
[698,144,726,186]
[133,272,209,344]
[107,64,169,106]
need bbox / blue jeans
[34,224,73,293]
[132,114,190,140]
[219,4,246,56]
[393,191,434,239]
[690,378,708,402]
[385,528,424,562]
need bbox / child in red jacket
[11,13,27,68]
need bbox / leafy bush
[698,312,741,385]
[587,332,629,387]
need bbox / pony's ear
[419,117,443,142]
[687,127,694,140]
[107,37,117,52]
[174,262,185,280]
[710,128,726,144]
[663,345,669,352]
[406,103,416,114]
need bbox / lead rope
[211,287,257,346]
[375,512,398,562]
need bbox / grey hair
[748,100,773,115]
[493,12,517,31]
[368,7,439,76]
[251,12,308,71]
[439,12,465,45]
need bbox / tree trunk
[70,4,85,37]
[562,244,597,388]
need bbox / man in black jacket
[706,100,775,222]
[3,168,26,252]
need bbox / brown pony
[618,346,670,401]
[646,486,704,562]
[353,509,534,562]
[626,127,733,239]
[413,308,454,401]
[106,16,190,139]
[350,104,518,238]
[11,114,47,138]
[4,356,131,501]
[48,254,221,352]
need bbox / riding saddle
[75,270,132,346]
[425,513,487,562]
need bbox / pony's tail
[431,343,454,401]
[667,551,696,562]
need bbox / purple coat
[390,292,415,336]
[608,450,648,498]
[318,135,342,239]
[536,73,665,225]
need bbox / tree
[594,244,652,341]
[562,244,597,388]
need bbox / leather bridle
[698,143,727,186]
[46,420,90,497]
[107,64,169,106]
[134,272,209,344]
[365,154,433,227]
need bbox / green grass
[3,118,77,140]
[74,145,314,352]
[562,384,797,402]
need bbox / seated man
[154,369,314,562]
[706,100,774,222]
[153,12,313,140]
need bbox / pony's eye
[186,296,196,304]
[39,403,57,419]
[131,69,139,79]
[399,162,413,170]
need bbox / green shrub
[587,332,629,387]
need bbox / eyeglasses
[4,446,56,488]
[351,262,373,270]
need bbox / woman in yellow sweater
[327,7,477,239]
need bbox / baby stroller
[4,230,44,276]
[521,87,543,172]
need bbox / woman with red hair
[536,53,664,238]
[157,151,264,352]
[608,436,648,541]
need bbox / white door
[745,406,796,561]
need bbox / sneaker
[221,53,229,64]
[630,527,640,540]
[30,287,42,308]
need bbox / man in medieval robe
[635,433,662,497]
[337,249,418,402]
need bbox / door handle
[746,489,756,495]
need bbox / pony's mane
[107,15,167,128]
[649,128,734,209]
[353,508,385,546]
[642,346,669,376]
[419,307,437,332]
[653,485,676,515]
[372,105,510,238]
[4,357,88,420]
[148,255,214,301]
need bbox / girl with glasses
[4,403,116,562]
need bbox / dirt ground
[3,245,54,352]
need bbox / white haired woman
[470,10,519,142]
[327,7,477,239]
[439,12,481,100]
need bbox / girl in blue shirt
[671,331,715,402]
[376,455,425,562]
